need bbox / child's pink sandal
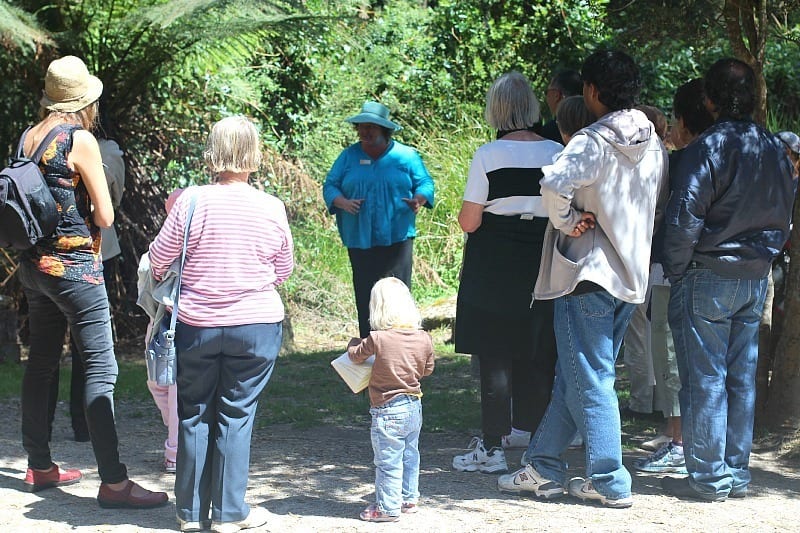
[401,502,418,514]
[360,504,400,522]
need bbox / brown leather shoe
[97,479,169,509]
[24,463,82,492]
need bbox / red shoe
[24,463,82,492]
[97,480,169,509]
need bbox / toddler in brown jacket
[347,277,434,522]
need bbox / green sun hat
[345,101,403,132]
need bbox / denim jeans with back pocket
[668,267,766,497]
[369,394,423,515]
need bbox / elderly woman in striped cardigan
[148,116,294,533]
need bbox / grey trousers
[623,301,655,413]
[174,321,281,524]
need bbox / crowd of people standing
[13,42,798,532]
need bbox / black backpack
[0,127,64,250]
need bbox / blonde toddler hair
[203,115,262,174]
[369,277,422,331]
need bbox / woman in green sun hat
[323,101,435,338]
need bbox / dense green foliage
[1,0,799,322]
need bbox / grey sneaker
[640,434,671,451]
[501,431,531,449]
[452,437,508,473]
[634,442,687,474]
[567,477,633,508]
[497,464,565,499]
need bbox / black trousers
[348,239,413,338]
[47,338,88,439]
[478,352,556,441]
[19,263,127,483]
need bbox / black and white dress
[455,138,562,358]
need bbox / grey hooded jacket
[534,109,668,304]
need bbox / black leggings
[347,239,413,338]
[478,353,555,445]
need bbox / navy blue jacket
[662,118,795,282]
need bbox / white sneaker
[634,442,687,473]
[452,437,508,473]
[640,434,671,451]
[497,464,565,499]
[501,431,531,449]
[211,507,272,533]
[567,477,633,508]
[178,518,210,532]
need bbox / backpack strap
[16,124,81,164]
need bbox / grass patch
[0,360,154,403]
[258,344,479,433]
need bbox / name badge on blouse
[359,159,372,165]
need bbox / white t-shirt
[463,139,563,217]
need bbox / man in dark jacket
[539,69,583,143]
[660,58,795,502]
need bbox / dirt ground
[1,393,799,533]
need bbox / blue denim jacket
[662,118,795,282]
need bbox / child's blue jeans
[369,394,422,516]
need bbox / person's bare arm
[70,130,114,227]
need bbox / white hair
[203,115,262,174]
[368,277,422,331]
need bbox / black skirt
[455,213,555,359]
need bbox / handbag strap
[170,194,197,331]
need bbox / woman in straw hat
[322,101,435,338]
[18,55,168,508]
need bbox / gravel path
[1,398,799,532]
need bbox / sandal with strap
[360,504,399,522]
[401,502,418,514]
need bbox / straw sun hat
[345,101,402,132]
[40,56,103,113]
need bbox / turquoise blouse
[323,140,435,250]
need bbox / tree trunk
[766,196,800,431]
[723,0,769,124]
[755,272,774,424]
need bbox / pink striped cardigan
[148,182,294,327]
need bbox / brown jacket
[348,329,435,407]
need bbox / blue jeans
[527,291,635,499]
[668,268,766,497]
[18,262,127,483]
[370,395,423,516]
[174,322,281,524]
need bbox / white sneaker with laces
[452,437,508,473]
[211,507,272,533]
[497,464,565,499]
[634,442,687,473]
[501,431,531,449]
[567,477,633,508]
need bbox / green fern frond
[0,1,55,54]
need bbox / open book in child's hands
[331,352,375,393]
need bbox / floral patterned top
[23,124,103,284]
